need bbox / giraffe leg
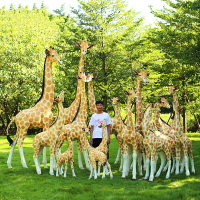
[165,159,172,179]
[155,151,166,177]
[144,150,150,180]
[149,154,156,182]
[83,150,90,170]
[42,147,48,168]
[171,156,176,173]
[107,162,113,179]
[132,150,138,180]
[188,148,195,173]
[7,139,17,168]
[97,162,101,176]
[121,153,129,178]
[88,163,93,179]
[175,147,181,175]
[77,143,84,169]
[102,164,106,179]
[63,164,68,178]
[114,147,121,164]
[70,160,76,177]
[137,151,143,176]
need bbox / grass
[0,133,200,200]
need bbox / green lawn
[0,133,200,200]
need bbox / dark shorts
[92,138,109,160]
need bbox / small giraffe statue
[81,128,113,179]
[6,47,62,168]
[56,133,76,178]
[33,91,65,175]
[141,102,175,182]
[169,86,195,175]
[96,119,109,175]
[132,68,149,133]
[61,72,90,169]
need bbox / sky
[0,0,166,24]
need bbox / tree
[70,0,155,111]
[149,0,200,131]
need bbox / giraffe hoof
[148,180,153,183]
[121,177,126,179]
[132,178,137,181]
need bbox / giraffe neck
[154,106,162,130]
[135,79,143,126]
[88,80,97,114]
[97,126,107,150]
[75,79,88,123]
[66,138,73,153]
[172,92,179,107]
[126,96,134,131]
[50,102,64,133]
[142,106,153,137]
[78,54,85,75]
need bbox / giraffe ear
[88,45,94,49]
[124,91,129,95]
[45,49,50,56]
[132,70,138,75]
[175,86,179,90]
[157,98,161,103]
[75,42,80,47]
[82,128,85,131]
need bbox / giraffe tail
[6,117,15,146]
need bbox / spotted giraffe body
[6,47,61,169]
[33,91,65,175]
[142,102,175,182]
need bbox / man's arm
[90,125,94,145]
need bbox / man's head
[95,100,104,113]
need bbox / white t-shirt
[89,112,111,139]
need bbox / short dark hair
[95,100,104,105]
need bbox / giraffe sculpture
[6,47,62,168]
[96,119,109,176]
[56,133,76,178]
[62,39,93,124]
[132,68,149,134]
[169,86,195,176]
[80,126,113,179]
[110,97,133,178]
[124,89,144,180]
[141,102,175,182]
[33,91,65,175]
[61,72,90,170]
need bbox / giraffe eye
[52,55,55,57]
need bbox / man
[89,100,111,148]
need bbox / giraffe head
[110,97,120,105]
[157,96,170,109]
[124,89,137,99]
[45,46,62,64]
[75,39,94,55]
[86,73,98,82]
[54,91,64,104]
[168,85,179,94]
[133,68,150,83]
[76,72,88,82]
[98,119,106,128]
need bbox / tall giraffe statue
[169,86,195,176]
[61,72,90,169]
[6,47,62,168]
[132,68,149,133]
[62,39,93,124]
[124,90,144,180]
